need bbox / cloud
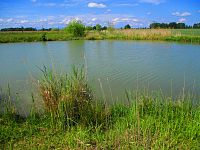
[172,12,191,17]
[139,0,164,5]
[0,14,146,29]
[19,20,29,24]
[177,18,186,23]
[198,10,200,13]
[30,0,37,2]
[91,18,97,21]
[88,2,106,8]
[6,18,13,22]
[112,17,139,25]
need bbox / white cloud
[91,18,97,21]
[88,2,106,8]
[178,18,186,23]
[6,18,13,22]
[112,17,139,25]
[172,12,191,17]
[139,0,164,5]
[20,20,29,24]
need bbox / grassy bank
[0,67,199,149]
[86,29,200,43]
[0,31,79,43]
[1,29,200,44]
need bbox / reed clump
[39,66,97,127]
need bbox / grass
[0,31,78,43]
[1,29,200,44]
[0,66,200,149]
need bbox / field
[0,67,199,149]
[0,31,74,43]
[0,29,200,43]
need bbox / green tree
[193,23,200,29]
[177,23,186,29]
[124,24,131,29]
[102,26,107,30]
[65,20,85,37]
[169,22,177,29]
[95,24,102,32]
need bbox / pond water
[0,40,200,111]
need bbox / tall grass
[86,29,200,43]
[0,66,200,149]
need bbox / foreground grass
[1,29,200,44]
[0,67,200,149]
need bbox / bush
[65,20,85,37]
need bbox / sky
[0,0,199,29]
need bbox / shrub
[65,20,85,37]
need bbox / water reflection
[0,40,200,111]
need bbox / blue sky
[0,0,199,28]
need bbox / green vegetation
[0,31,75,43]
[64,20,85,37]
[0,67,200,149]
[150,22,200,29]
[0,28,200,44]
[124,24,131,29]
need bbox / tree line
[149,22,200,29]
[1,22,200,32]
[0,27,55,32]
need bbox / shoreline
[0,29,200,44]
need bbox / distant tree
[124,24,131,29]
[65,20,85,37]
[193,23,200,29]
[169,22,177,29]
[102,26,107,30]
[160,23,168,28]
[92,26,96,30]
[150,23,161,29]
[0,27,37,31]
[177,23,186,29]
[150,22,189,29]
[95,24,102,32]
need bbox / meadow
[0,67,199,149]
[0,29,200,44]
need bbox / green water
[0,40,200,110]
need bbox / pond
[0,40,200,111]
